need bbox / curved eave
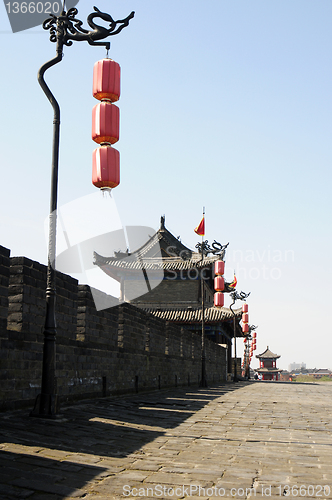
[94,252,220,273]
[256,354,281,359]
[254,368,282,373]
[142,306,242,324]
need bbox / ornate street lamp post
[243,324,257,379]
[195,238,228,388]
[30,2,134,418]
[229,290,250,382]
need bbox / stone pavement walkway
[0,381,331,500]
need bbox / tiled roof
[254,368,282,373]
[132,223,194,258]
[94,252,219,272]
[256,347,280,359]
[141,306,242,323]
[93,216,228,273]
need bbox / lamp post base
[30,393,59,418]
[199,358,208,388]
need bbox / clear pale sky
[1,0,331,371]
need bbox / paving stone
[0,383,332,498]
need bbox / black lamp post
[195,238,228,389]
[30,2,134,418]
[200,261,207,388]
[229,290,250,382]
[246,324,258,379]
[243,324,258,379]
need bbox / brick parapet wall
[0,246,10,332]
[0,249,227,411]
[7,256,78,341]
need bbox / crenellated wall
[0,246,227,411]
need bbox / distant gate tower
[255,346,282,381]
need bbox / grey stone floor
[0,381,331,499]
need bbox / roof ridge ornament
[195,240,229,258]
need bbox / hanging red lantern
[253,345,257,351]
[92,102,119,145]
[214,276,224,292]
[242,313,249,323]
[242,323,249,333]
[214,261,225,276]
[92,146,120,189]
[214,292,224,307]
[252,331,257,339]
[93,58,121,102]
[242,303,248,313]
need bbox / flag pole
[200,207,207,387]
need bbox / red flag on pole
[229,273,237,289]
[194,217,205,236]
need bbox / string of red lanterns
[252,331,257,351]
[242,302,249,333]
[92,58,121,190]
[214,260,225,307]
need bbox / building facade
[94,216,243,375]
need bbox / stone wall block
[1,251,227,409]
[0,246,10,330]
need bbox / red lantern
[92,102,119,145]
[214,292,224,307]
[92,146,120,189]
[214,261,225,276]
[93,58,121,102]
[214,276,224,292]
[243,338,247,343]
[242,323,249,333]
[242,313,249,323]
[242,303,248,313]
[253,345,257,351]
[252,332,257,339]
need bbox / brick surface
[0,382,332,499]
[1,253,226,410]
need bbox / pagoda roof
[254,367,282,373]
[256,346,280,359]
[141,305,242,324]
[93,215,223,277]
[94,252,219,273]
[138,216,194,258]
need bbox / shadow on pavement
[0,384,245,459]
[0,450,107,500]
[0,383,247,499]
